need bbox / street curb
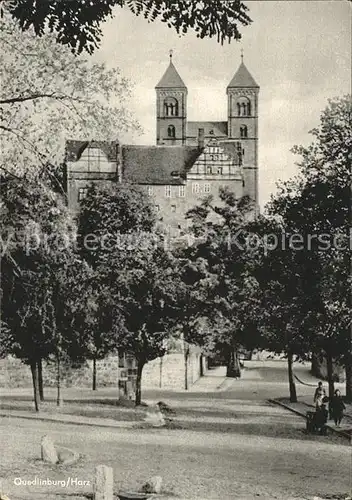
[0,411,138,430]
[268,399,351,441]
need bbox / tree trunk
[199,354,204,377]
[135,359,145,406]
[56,353,63,407]
[159,356,163,388]
[287,352,297,403]
[30,360,40,412]
[38,358,44,402]
[345,353,352,402]
[226,349,241,378]
[92,356,97,391]
[184,343,190,390]
[344,340,352,401]
[326,351,335,400]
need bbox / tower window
[240,125,248,138]
[167,125,176,138]
[164,97,179,117]
[236,97,251,117]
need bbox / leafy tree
[0,13,138,177]
[76,182,172,403]
[98,244,176,404]
[0,173,79,410]
[5,0,252,54]
[268,95,352,400]
[63,266,120,391]
[165,255,214,389]
[184,189,259,378]
[77,183,156,267]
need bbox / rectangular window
[171,204,176,212]
[204,183,211,194]
[147,186,153,196]
[192,183,200,194]
[155,204,160,212]
[78,187,88,201]
[217,167,223,175]
[118,352,125,368]
[206,166,212,174]
[179,185,185,197]
[165,185,172,197]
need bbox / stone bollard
[41,435,59,464]
[141,475,163,494]
[143,404,165,428]
[93,465,114,500]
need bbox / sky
[92,1,351,209]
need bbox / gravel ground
[0,361,350,500]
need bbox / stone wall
[0,350,205,391]
[142,351,203,390]
[0,355,120,389]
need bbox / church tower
[227,55,259,205]
[155,52,187,145]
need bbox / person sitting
[314,403,328,435]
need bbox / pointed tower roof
[227,61,259,89]
[155,59,186,89]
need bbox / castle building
[66,55,259,235]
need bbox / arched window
[240,125,248,138]
[236,96,251,117]
[167,125,175,138]
[164,97,179,117]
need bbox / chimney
[198,128,204,150]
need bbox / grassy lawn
[0,395,147,422]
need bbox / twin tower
[155,54,259,154]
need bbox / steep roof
[227,62,259,89]
[65,140,119,162]
[121,145,201,185]
[155,61,187,89]
[187,121,228,138]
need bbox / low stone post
[93,465,114,500]
[41,435,59,464]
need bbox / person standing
[314,381,326,408]
[330,389,346,426]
